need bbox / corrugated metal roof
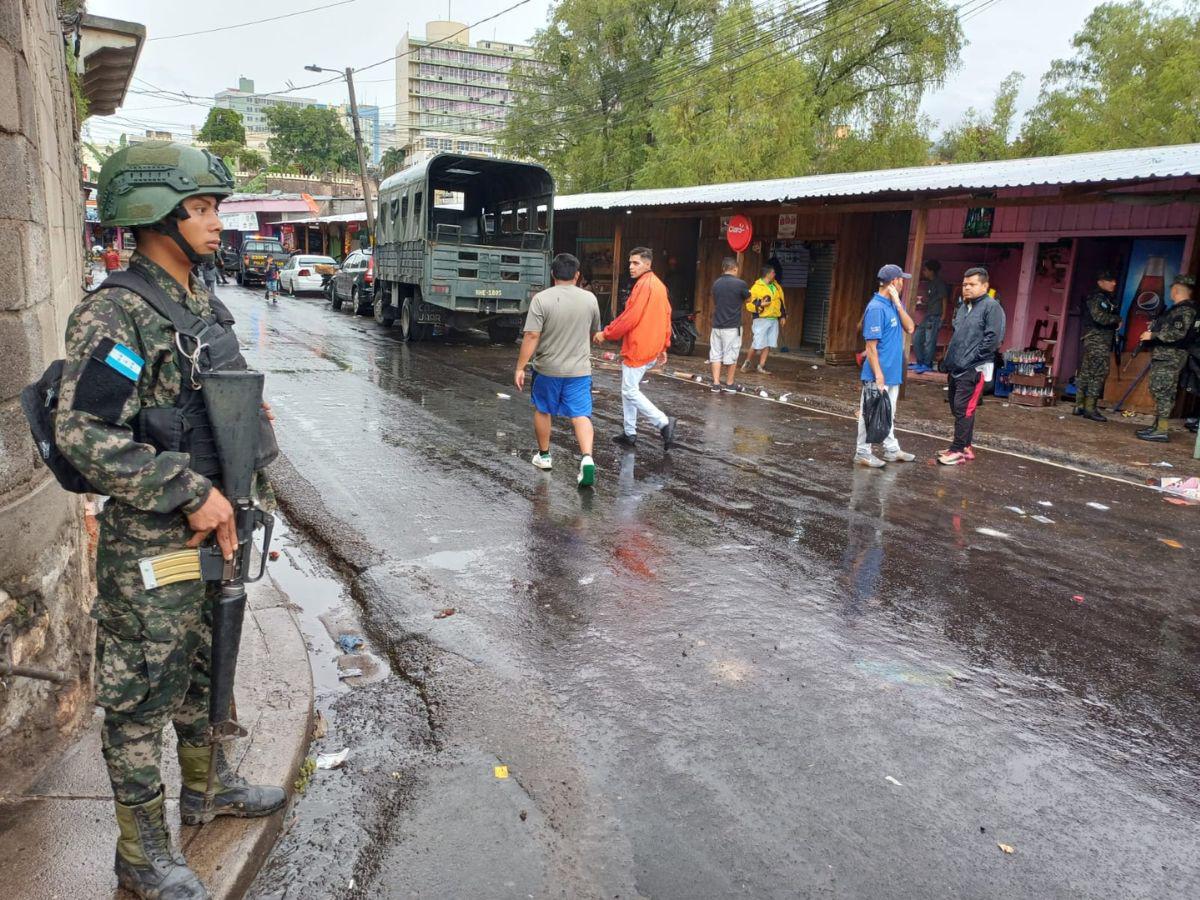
[556,143,1200,211]
[282,212,367,225]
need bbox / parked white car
[279,254,337,295]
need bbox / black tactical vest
[102,267,277,482]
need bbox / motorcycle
[671,310,699,356]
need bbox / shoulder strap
[99,268,214,338]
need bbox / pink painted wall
[922,178,1200,242]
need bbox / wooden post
[610,219,624,320]
[899,207,927,400]
[1011,240,1038,353]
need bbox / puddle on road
[266,516,388,697]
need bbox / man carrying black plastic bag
[855,265,916,468]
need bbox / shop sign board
[726,214,753,253]
[778,213,797,239]
[219,211,260,232]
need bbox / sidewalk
[0,576,313,899]
[659,347,1200,480]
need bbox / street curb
[0,575,313,900]
[184,574,314,899]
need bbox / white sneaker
[531,451,552,470]
[577,455,595,488]
[854,453,886,468]
[883,450,915,462]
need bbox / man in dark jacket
[938,267,1006,465]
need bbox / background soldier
[1073,269,1121,421]
[1137,274,1198,442]
[55,142,284,899]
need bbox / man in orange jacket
[594,246,678,449]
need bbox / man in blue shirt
[856,264,916,467]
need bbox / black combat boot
[1082,398,1107,422]
[114,789,209,899]
[1136,417,1170,442]
[177,744,287,826]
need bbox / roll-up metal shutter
[803,241,837,351]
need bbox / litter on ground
[1005,506,1026,516]
[885,775,903,787]
[1158,538,1184,549]
[496,392,511,399]
[1086,502,1110,511]
[337,634,364,653]
[998,843,1015,855]
[434,607,457,619]
[494,765,509,779]
[316,748,349,770]
[337,667,364,680]
[976,527,1009,539]
[1031,515,1055,524]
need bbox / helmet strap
[149,206,205,266]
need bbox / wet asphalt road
[224,283,1200,899]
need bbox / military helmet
[97,141,234,227]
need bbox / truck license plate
[474,289,502,297]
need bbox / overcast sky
[83,0,1170,147]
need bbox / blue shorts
[530,372,592,418]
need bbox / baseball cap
[1172,274,1195,287]
[1096,269,1116,281]
[877,264,912,281]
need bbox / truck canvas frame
[372,153,554,343]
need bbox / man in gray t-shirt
[515,253,603,487]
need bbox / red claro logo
[726,214,752,252]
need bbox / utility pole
[305,63,375,246]
[344,67,375,246]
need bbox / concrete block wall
[0,0,94,792]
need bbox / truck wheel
[487,323,521,344]
[374,294,395,327]
[399,296,431,343]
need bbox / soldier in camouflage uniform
[55,142,284,900]
[1073,270,1121,421]
[1136,274,1198,443]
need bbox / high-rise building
[393,20,531,162]
[213,77,317,133]
[327,102,381,164]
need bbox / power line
[148,0,360,41]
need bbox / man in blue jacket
[938,267,1006,465]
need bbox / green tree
[505,0,962,190]
[1020,1,1200,156]
[198,107,246,145]
[935,72,1024,163]
[502,0,721,193]
[265,105,357,175]
[379,147,407,176]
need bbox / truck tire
[487,323,521,344]
[374,293,395,327]
[399,296,431,343]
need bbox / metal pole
[344,67,376,245]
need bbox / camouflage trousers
[1075,330,1114,400]
[93,503,213,804]
[1149,349,1187,418]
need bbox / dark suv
[329,249,374,316]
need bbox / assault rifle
[137,371,274,820]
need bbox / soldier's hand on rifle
[186,488,237,560]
